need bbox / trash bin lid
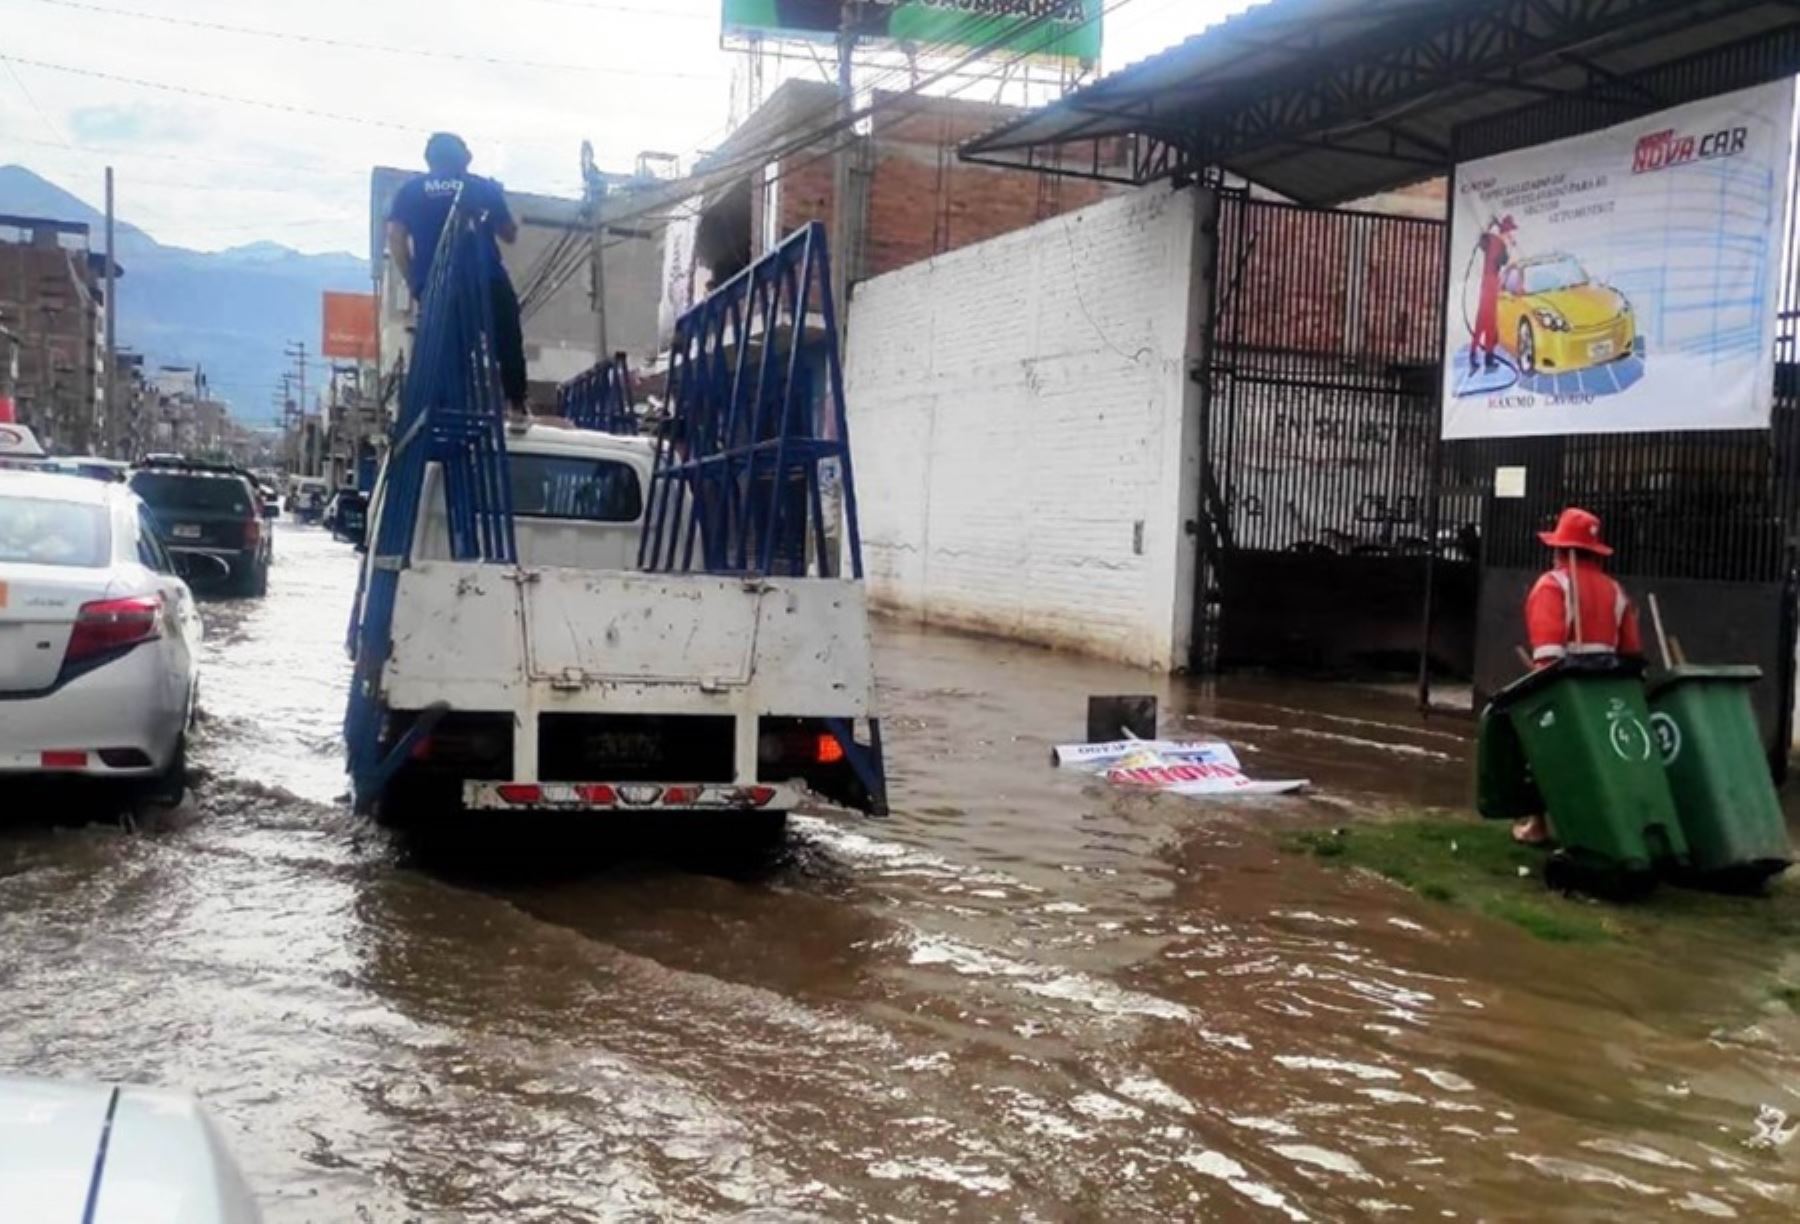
[1647,663,1763,698]
[1486,653,1645,715]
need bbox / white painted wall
[845,184,1207,670]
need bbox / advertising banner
[322,292,378,362]
[722,1,1102,64]
[1442,78,1795,439]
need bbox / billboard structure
[722,0,1102,65]
[322,292,378,363]
[1442,78,1796,440]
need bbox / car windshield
[1521,258,1588,294]
[508,455,643,523]
[0,494,110,567]
[131,472,251,515]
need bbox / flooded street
[3,522,1800,1220]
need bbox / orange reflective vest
[1525,559,1642,666]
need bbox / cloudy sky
[2,0,1252,256]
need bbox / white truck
[349,418,884,830]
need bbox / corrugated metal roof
[962,0,1800,206]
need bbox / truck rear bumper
[463,780,801,812]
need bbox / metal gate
[1436,31,1800,759]
[1194,190,1457,674]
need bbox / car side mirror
[174,552,233,585]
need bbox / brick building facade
[0,214,115,453]
[693,81,1117,293]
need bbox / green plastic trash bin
[1647,665,1792,891]
[1478,656,1688,896]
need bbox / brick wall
[845,185,1206,669]
[747,88,1120,286]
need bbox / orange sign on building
[322,291,378,362]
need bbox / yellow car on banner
[1499,254,1636,376]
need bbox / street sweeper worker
[1512,506,1643,844]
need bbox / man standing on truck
[386,132,529,414]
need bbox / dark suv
[129,459,273,597]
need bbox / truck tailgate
[383,564,876,717]
[525,571,757,684]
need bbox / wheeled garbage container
[1478,656,1688,897]
[1646,665,1791,892]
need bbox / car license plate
[172,524,203,540]
[1589,339,1614,360]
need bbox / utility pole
[830,2,859,343]
[583,143,610,367]
[103,166,118,458]
[284,340,308,472]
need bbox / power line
[2,57,71,147]
[21,0,718,80]
[522,0,1126,317]
[0,53,422,131]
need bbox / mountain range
[0,165,371,426]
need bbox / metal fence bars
[638,221,885,811]
[640,221,869,582]
[1436,26,1800,757]
[1196,190,1455,674]
[344,195,518,809]
[558,356,638,435]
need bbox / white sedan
[0,470,207,801]
[0,1077,261,1222]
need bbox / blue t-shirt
[387,172,513,295]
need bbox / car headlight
[1533,307,1570,332]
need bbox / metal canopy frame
[961,0,1800,205]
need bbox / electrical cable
[19,0,717,79]
[520,3,1100,314]
[0,53,422,131]
[521,0,1123,317]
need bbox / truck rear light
[576,784,617,806]
[662,785,700,806]
[816,732,845,765]
[41,750,89,769]
[65,595,162,664]
[496,783,542,805]
[743,786,776,807]
[618,784,662,806]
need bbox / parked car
[325,488,368,547]
[47,455,130,483]
[0,469,214,804]
[0,422,49,472]
[130,459,272,598]
[289,479,328,524]
[0,1076,261,1222]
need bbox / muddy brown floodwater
[3,522,1800,1220]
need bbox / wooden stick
[1566,550,1583,646]
[1670,635,1688,668]
[1647,593,1673,671]
[1515,645,1534,670]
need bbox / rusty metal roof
[961,0,1800,206]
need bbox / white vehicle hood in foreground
[0,1077,260,1223]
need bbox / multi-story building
[0,214,120,454]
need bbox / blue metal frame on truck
[344,192,517,809]
[640,220,887,812]
[558,358,638,435]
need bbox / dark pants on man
[490,276,528,409]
